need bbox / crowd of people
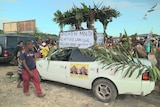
[33,38,59,58]
[105,33,160,70]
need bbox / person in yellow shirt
[40,43,52,58]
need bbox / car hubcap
[96,83,111,99]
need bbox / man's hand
[29,71,34,77]
[22,60,34,77]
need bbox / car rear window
[7,36,18,48]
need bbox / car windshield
[50,48,95,62]
[50,48,72,61]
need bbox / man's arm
[14,47,18,57]
[22,60,33,77]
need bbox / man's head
[25,40,33,50]
[18,41,23,47]
[47,43,52,49]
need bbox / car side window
[7,36,18,48]
[69,49,94,62]
[50,49,72,61]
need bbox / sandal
[37,93,46,98]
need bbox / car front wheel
[92,79,117,102]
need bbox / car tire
[92,79,117,102]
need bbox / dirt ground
[0,54,159,107]
[0,65,111,107]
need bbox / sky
[0,0,160,37]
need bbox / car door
[66,49,97,89]
[46,60,68,83]
[45,49,72,83]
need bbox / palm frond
[79,45,159,81]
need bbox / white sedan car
[36,48,155,102]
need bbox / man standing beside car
[14,41,24,61]
[14,41,24,88]
[20,40,45,97]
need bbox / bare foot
[17,85,22,88]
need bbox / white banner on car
[59,30,94,49]
[96,33,104,44]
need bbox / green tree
[53,10,64,32]
[30,28,48,40]
[0,29,4,34]
[96,5,120,38]
[53,3,120,33]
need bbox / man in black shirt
[14,41,24,60]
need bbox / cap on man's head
[42,42,46,46]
